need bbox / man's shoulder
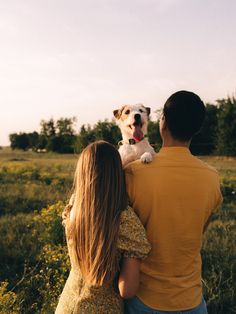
[190,156,219,175]
[124,156,158,174]
[124,154,219,179]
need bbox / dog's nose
[134,114,141,122]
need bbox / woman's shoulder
[119,206,145,237]
[117,206,151,260]
[119,206,145,231]
[120,205,135,221]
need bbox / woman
[55,141,151,314]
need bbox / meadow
[0,148,235,314]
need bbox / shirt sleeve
[210,171,223,214]
[211,184,223,214]
[117,206,151,260]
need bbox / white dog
[113,104,156,166]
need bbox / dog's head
[113,104,151,142]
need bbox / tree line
[9,96,236,156]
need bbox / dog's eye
[139,109,143,113]
[125,109,130,115]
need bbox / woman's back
[55,141,150,313]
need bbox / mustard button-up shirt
[125,147,222,311]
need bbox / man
[124,91,223,314]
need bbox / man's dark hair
[163,90,206,141]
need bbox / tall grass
[0,150,235,313]
[0,150,77,215]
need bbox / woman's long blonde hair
[70,141,127,286]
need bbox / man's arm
[203,214,213,233]
[204,189,223,233]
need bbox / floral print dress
[55,205,151,314]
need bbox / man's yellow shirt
[125,147,223,311]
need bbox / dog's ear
[145,107,151,116]
[113,109,121,119]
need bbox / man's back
[125,147,222,311]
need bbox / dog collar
[118,136,147,146]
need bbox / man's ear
[161,114,167,130]
[113,109,121,119]
[145,107,151,116]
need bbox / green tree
[215,96,236,156]
[75,124,96,153]
[56,117,77,137]
[40,117,77,153]
[9,133,29,151]
[48,135,76,154]
[147,120,162,151]
[190,103,218,155]
[38,119,56,151]
[40,119,56,138]
[9,133,18,150]
[37,135,47,150]
[27,132,40,150]
[51,117,77,153]
[93,120,121,145]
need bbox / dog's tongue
[133,125,143,142]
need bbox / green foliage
[93,120,121,145]
[45,117,77,153]
[0,282,20,314]
[56,117,77,137]
[40,118,56,138]
[0,212,46,284]
[191,104,218,155]
[216,96,236,156]
[75,120,121,153]
[9,117,77,153]
[75,124,96,153]
[221,177,236,202]
[0,202,70,314]
[202,220,236,313]
[0,153,235,313]
[33,244,70,314]
[147,120,161,151]
[40,202,66,245]
[47,134,76,154]
[9,133,30,151]
[0,157,75,215]
[15,203,70,314]
[21,203,69,314]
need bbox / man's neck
[162,138,190,148]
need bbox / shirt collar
[159,146,191,155]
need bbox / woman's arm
[118,257,140,299]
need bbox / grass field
[0,148,235,313]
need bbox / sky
[0,0,236,146]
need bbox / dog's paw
[140,152,153,164]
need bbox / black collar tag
[118,136,146,146]
[128,139,136,145]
